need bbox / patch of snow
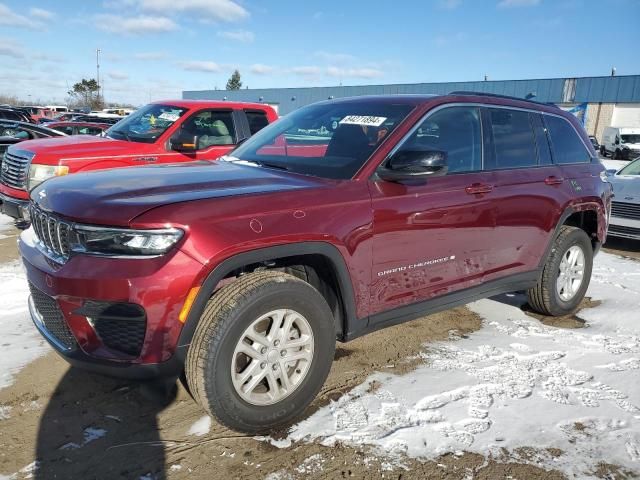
[283,252,640,478]
[295,453,324,474]
[187,415,211,436]
[169,464,182,472]
[59,426,107,450]
[0,405,12,420]
[0,260,49,390]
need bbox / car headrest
[210,120,230,136]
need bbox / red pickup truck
[0,100,277,225]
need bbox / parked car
[0,119,65,156]
[19,92,610,433]
[0,100,277,225]
[47,121,111,136]
[601,126,640,159]
[0,108,33,123]
[589,135,600,152]
[69,115,122,125]
[604,156,640,240]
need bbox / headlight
[71,226,183,256]
[28,164,69,190]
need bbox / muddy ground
[0,224,638,479]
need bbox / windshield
[618,157,640,175]
[228,101,415,179]
[621,134,640,144]
[106,103,187,143]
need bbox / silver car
[606,157,640,240]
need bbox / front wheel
[527,226,593,316]
[185,271,335,433]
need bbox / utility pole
[96,48,101,105]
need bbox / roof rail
[449,91,560,108]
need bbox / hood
[609,175,640,204]
[13,135,145,160]
[31,161,330,225]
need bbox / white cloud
[132,51,168,60]
[138,0,248,22]
[0,3,45,29]
[29,7,55,20]
[250,63,275,75]
[0,39,25,58]
[217,30,254,43]
[95,14,178,34]
[179,60,220,72]
[290,66,323,76]
[107,71,129,80]
[498,0,541,7]
[326,66,384,79]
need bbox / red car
[0,100,277,225]
[46,121,111,136]
[20,93,610,433]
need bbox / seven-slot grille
[0,151,30,189]
[611,201,640,220]
[30,204,72,262]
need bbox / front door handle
[465,183,493,195]
[544,176,564,185]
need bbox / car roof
[152,99,275,110]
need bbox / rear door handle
[465,183,493,195]
[544,176,564,185]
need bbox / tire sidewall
[548,229,593,314]
[202,280,335,431]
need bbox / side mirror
[377,150,448,183]
[170,132,198,152]
[605,169,617,176]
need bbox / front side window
[544,115,591,164]
[177,110,236,149]
[486,108,538,170]
[228,101,415,179]
[400,106,482,173]
[78,126,103,135]
[107,103,188,144]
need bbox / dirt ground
[0,224,637,479]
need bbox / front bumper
[608,215,640,240]
[20,228,205,379]
[0,192,29,222]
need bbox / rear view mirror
[170,133,198,152]
[377,150,448,183]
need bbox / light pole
[96,48,101,105]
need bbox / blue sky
[1,0,639,106]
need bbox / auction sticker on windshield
[339,115,387,127]
[158,112,180,122]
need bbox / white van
[601,127,640,160]
[45,105,69,113]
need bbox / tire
[612,149,619,160]
[185,270,336,433]
[599,146,606,157]
[527,226,593,317]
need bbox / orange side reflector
[179,286,201,323]
[182,143,196,148]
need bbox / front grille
[30,204,72,262]
[29,282,77,350]
[609,224,640,239]
[1,151,30,189]
[611,201,640,220]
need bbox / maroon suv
[20,93,611,433]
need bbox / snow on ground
[0,216,14,240]
[0,260,49,390]
[283,252,640,478]
[187,415,212,437]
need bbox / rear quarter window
[245,110,270,135]
[544,115,591,164]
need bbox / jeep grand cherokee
[20,93,611,433]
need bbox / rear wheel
[185,271,335,433]
[612,149,620,160]
[527,226,593,316]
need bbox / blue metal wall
[183,75,640,115]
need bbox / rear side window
[245,110,269,135]
[485,108,538,170]
[544,115,591,164]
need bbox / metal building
[184,75,640,141]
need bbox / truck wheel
[599,146,606,157]
[185,271,335,433]
[527,226,593,317]
[612,149,619,160]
